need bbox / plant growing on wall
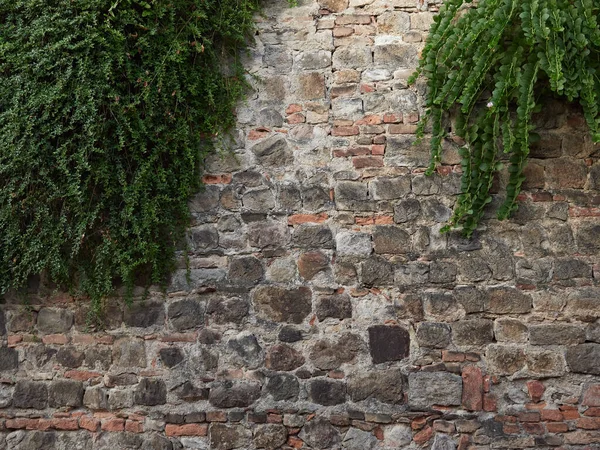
[409,0,600,236]
[0,0,258,312]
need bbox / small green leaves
[409,0,600,236]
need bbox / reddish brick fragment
[462,366,483,411]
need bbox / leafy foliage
[410,0,600,236]
[0,0,259,310]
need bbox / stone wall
[1,0,600,449]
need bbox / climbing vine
[0,0,259,312]
[410,0,600,236]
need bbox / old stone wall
[1,0,600,449]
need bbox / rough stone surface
[368,325,410,363]
[409,372,463,408]
[12,381,48,409]
[348,369,404,404]
[209,382,260,408]
[168,299,204,331]
[253,286,312,324]
[565,344,600,375]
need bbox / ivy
[0,0,259,313]
[410,0,600,237]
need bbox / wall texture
[1,0,600,449]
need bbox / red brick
[333,26,354,37]
[64,370,102,381]
[462,366,483,411]
[248,129,270,140]
[286,104,302,114]
[383,113,402,123]
[546,422,569,433]
[267,414,283,424]
[286,113,306,124]
[288,213,328,225]
[433,420,455,433]
[411,417,428,430]
[518,412,541,422]
[569,206,600,217]
[206,411,227,422]
[202,174,232,185]
[355,115,382,125]
[577,417,600,430]
[7,335,23,346]
[333,146,370,157]
[483,393,497,412]
[413,425,433,445]
[404,112,420,123]
[371,144,385,155]
[352,156,383,168]
[583,385,600,407]
[585,408,600,417]
[527,380,545,403]
[560,406,580,420]
[160,333,197,342]
[51,418,79,431]
[332,126,359,136]
[71,335,95,345]
[331,85,357,98]
[165,424,208,437]
[457,434,470,450]
[523,422,545,435]
[541,409,564,422]
[79,416,100,432]
[442,351,465,362]
[125,420,144,433]
[95,335,114,345]
[360,84,375,93]
[42,334,68,345]
[102,418,125,432]
[503,423,520,434]
[288,436,304,448]
[6,418,35,430]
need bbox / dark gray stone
[278,183,302,210]
[587,322,600,343]
[292,224,334,249]
[265,344,305,371]
[360,256,394,286]
[553,258,592,280]
[566,343,600,374]
[394,198,421,223]
[576,224,600,254]
[265,373,300,401]
[242,188,276,212]
[310,333,365,370]
[429,261,457,284]
[5,430,56,450]
[408,372,462,408]
[83,385,108,410]
[123,301,165,328]
[485,287,532,314]
[210,423,251,450]
[168,299,204,330]
[190,185,220,213]
[56,346,85,368]
[105,373,139,387]
[368,325,410,364]
[309,379,346,406]
[416,322,451,348]
[0,347,18,371]
[143,434,174,450]
[233,170,263,188]
[530,324,586,345]
[253,286,312,324]
[370,177,411,200]
[372,226,411,254]
[452,319,494,346]
[251,135,293,168]
[342,428,378,450]
[278,325,303,343]
[159,347,184,368]
[431,433,457,450]
[316,294,352,320]
[454,286,486,313]
[207,296,249,324]
[297,251,330,281]
[421,198,452,222]
[175,381,209,402]
[209,381,261,408]
[254,424,288,450]
[13,381,48,409]
[457,254,491,281]
[84,347,112,371]
[299,417,341,450]
[229,256,264,284]
[334,181,376,212]
[0,310,5,336]
[37,308,73,334]
[348,369,405,404]
[189,224,219,251]
[258,108,284,127]
[228,333,264,369]
[93,432,144,450]
[48,380,83,407]
[113,338,146,368]
[303,185,331,211]
[248,221,290,251]
[134,378,167,406]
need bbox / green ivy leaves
[411,0,600,237]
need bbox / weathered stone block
[494,318,528,343]
[335,181,376,211]
[210,424,251,450]
[309,379,346,406]
[394,198,421,223]
[295,50,331,70]
[265,344,305,371]
[336,231,372,257]
[48,380,83,408]
[526,350,566,377]
[452,319,494,346]
[56,346,84,368]
[263,46,293,72]
[0,347,18,371]
[209,381,261,408]
[228,256,264,285]
[299,418,341,450]
[251,136,293,168]
[332,46,372,70]
[189,224,219,251]
[113,338,146,368]
[429,261,457,284]
[369,177,411,200]
[228,333,263,369]
[485,287,532,314]
[242,188,275,213]
[348,369,404,404]
[316,293,352,320]
[319,0,348,12]
[37,308,73,334]
[292,224,334,249]
[159,347,184,368]
[254,424,288,450]
[134,378,167,406]
[12,381,48,409]
[373,225,411,254]
[530,324,586,345]
[416,322,451,348]
[408,372,462,408]
[265,373,300,401]
[278,325,303,343]
[207,296,249,325]
[343,428,378,450]
[310,333,364,370]
[297,72,326,100]
[168,299,204,331]
[486,345,526,376]
[374,39,418,69]
[566,344,600,375]
[360,256,394,286]
[83,385,108,410]
[253,286,312,324]
[368,325,410,363]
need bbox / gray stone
[309,379,346,405]
[316,294,352,320]
[553,258,592,280]
[432,433,457,450]
[416,322,451,348]
[257,108,284,127]
[83,385,108,410]
[292,224,334,249]
[37,308,73,334]
[12,381,48,409]
[248,221,290,251]
[576,224,600,254]
[5,431,56,450]
[336,232,372,257]
[278,325,303,343]
[373,226,411,254]
[189,224,219,251]
[485,287,532,314]
[348,369,404,404]
[84,347,112,371]
[207,296,249,324]
[565,343,600,374]
[486,345,526,376]
[310,333,364,370]
[263,46,293,72]
[423,291,461,320]
[454,286,486,313]
[298,251,330,281]
[92,432,144,450]
[229,256,264,284]
[190,186,220,213]
[374,41,418,69]
[175,381,209,402]
[319,0,348,12]
[303,185,331,211]
[457,254,491,281]
[228,333,264,369]
[56,346,85,368]
[168,299,204,331]
[395,262,429,286]
[113,338,146,367]
[335,181,376,212]
[370,177,411,200]
[429,261,458,284]
[143,434,173,450]
[209,424,251,450]
[587,322,600,343]
[48,380,83,407]
[0,383,13,408]
[278,183,302,210]
[254,424,288,450]
[343,428,377,450]
[408,372,462,408]
[135,378,167,406]
[0,310,5,336]
[494,318,528,343]
[108,389,134,410]
[253,286,312,324]
[123,301,164,328]
[265,373,300,401]
[209,381,261,408]
[0,347,18,371]
[368,325,410,364]
[251,136,293,168]
[384,424,412,447]
[295,50,331,70]
[526,350,566,377]
[242,188,276,212]
[530,324,586,345]
[421,199,452,223]
[452,319,494,346]
[332,46,372,69]
[159,347,184,368]
[332,98,363,120]
[265,344,305,371]
[360,256,394,286]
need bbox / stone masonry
[1,0,600,448]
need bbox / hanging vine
[409,0,600,237]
